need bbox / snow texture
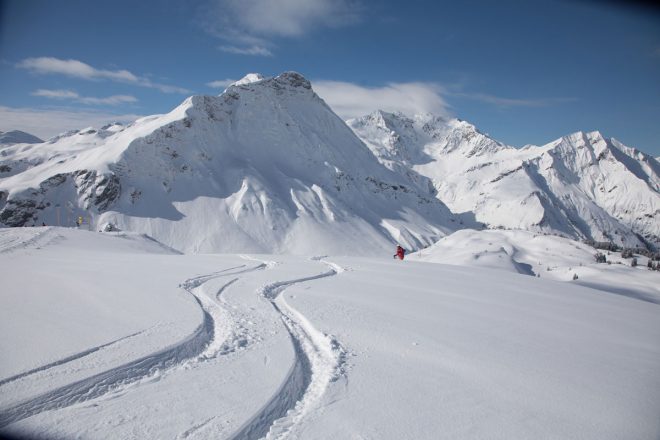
[0,227,658,439]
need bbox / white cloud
[218,45,273,56]
[17,57,190,94]
[78,95,137,106]
[312,80,452,120]
[206,79,237,88]
[18,57,137,82]
[0,105,142,140]
[224,0,359,37]
[201,0,360,56]
[452,92,578,108]
[32,89,138,106]
[31,89,80,100]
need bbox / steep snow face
[0,73,456,254]
[536,131,660,246]
[0,130,43,145]
[349,112,660,248]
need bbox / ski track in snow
[0,227,62,254]
[0,330,145,388]
[176,416,219,440]
[0,255,347,439]
[229,258,346,440]
[216,278,239,302]
[0,262,267,429]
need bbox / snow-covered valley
[1,227,659,439]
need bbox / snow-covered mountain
[349,111,660,249]
[0,73,457,254]
[0,130,43,145]
[2,74,657,254]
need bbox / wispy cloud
[451,91,578,108]
[18,57,137,82]
[312,80,452,120]
[32,89,138,106]
[0,105,142,140]
[206,79,238,88]
[218,45,273,56]
[17,57,191,94]
[200,0,360,56]
[31,89,80,100]
[312,79,576,119]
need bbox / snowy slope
[349,111,660,248]
[1,227,659,439]
[0,73,457,254]
[411,228,660,304]
[0,130,43,145]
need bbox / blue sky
[1,0,659,155]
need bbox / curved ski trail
[0,262,267,429]
[0,330,144,388]
[230,259,346,440]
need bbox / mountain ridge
[348,111,659,249]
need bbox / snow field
[1,228,659,439]
[285,257,660,439]
[411,229,660,304]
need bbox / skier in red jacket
[394,245,405,260]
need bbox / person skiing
[394,245,405,260]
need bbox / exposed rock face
[0,168,121,226]
[74,171,121,212]
[0,199,41,226]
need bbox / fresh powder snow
[0,227,658,439]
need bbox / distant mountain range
[349,111,659,249]
[0,130,43,145]
[1,72,658,253]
